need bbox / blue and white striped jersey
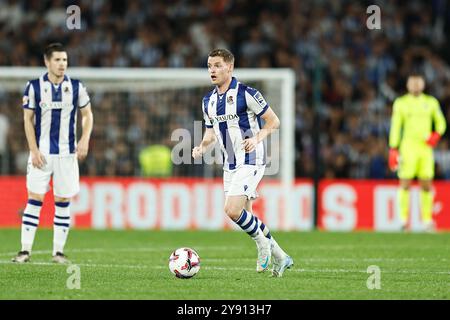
[202,77,268,171]
[22,73,90,156]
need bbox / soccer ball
[168,247,201,279]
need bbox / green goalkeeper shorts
[398,141,434,180]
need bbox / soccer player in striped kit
[12,43,93,263]
[192,49,293,277]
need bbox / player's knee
[28,192,45,202]
[54,197,71,203]
[400,181,411,190]
[224,204,241,220]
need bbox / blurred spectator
[0,0,449,179]
[435,139,450,179]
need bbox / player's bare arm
[242,107,280,153]
[77,103,93,161]
[23,108,46,169]
[192,128,216,159]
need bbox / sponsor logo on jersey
[213,114,239,123]
[39,101,73,110]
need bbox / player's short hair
[208,48,234,64]
[44,43,66,60]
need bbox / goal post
[0,66,295,196]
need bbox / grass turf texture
[0,229,449,299]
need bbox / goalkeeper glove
[388,148,399,171]
[426,132,441,147]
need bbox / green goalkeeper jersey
[389,93,446,148]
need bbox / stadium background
[0,0,450,231]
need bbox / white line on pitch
[1,260,449,275]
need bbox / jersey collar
[214,77,238,95]
[43,72,69,84]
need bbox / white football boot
[254,232,272,272]
[270,238,294,277]
[52,252,71,264]
[12,251,30,263]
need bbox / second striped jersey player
[23,72,90,155]
[12,43,93,264]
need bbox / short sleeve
[78,81,90,108]
[245,87,269,116]
[203,106,213,128]
[22,81,35,109]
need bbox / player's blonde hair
[208,49,234,64]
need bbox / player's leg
[12,155,52,263]
[52,195,71,263]
[224,165,276,272]
[245,200,271,239]
[397,144,418,230]
[246,199,293,277]
[12,192,46,263]
[418,149,435,231]
[224,195,271,272]
[419,179,434,230]
[398,179,411,229]
[51,155,79,263]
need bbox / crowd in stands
[1,0,450,179]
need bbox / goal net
[0,67,295,187]
[0,67,295,182]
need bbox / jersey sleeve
[203,104,213,128]
[432,97,447,136]
[389,98,403,148]
[78,81,90,108]
[22,81,35,109]
[245,87,269,116]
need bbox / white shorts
[223,165,265,200]
[26,153,80,198]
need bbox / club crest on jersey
[64,86,70,93]
[227,96,234,104]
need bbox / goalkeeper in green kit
[388,73,446,231]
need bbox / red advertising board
[0,177,449,231]
[317,180,450,231]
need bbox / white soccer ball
[168,247,201,279]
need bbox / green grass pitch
[0,229,449,300]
